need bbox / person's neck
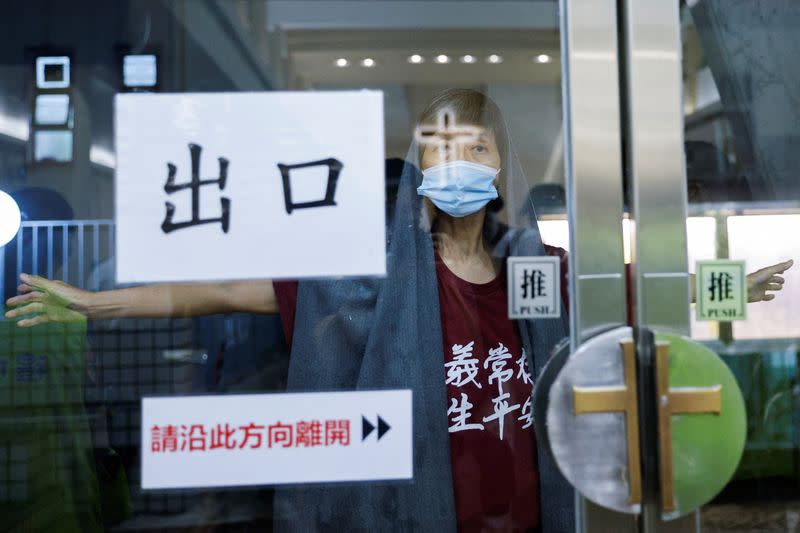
[435,210,487,260]
[434,209,499,284]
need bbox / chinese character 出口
[161,143,230,234]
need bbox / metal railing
[1,219,203,517]
[1,219,115,299]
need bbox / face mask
[417,160,500,218]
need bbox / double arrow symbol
[361,415,391,441]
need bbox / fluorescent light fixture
[0,190,21,246]
[34,94,70,125]
[407,54,424,64]
[90,145,116,168]
[0,113,29,141]
[535,54,551,64]
[123,54,157,87]
[335,58,349,67]
[34,130,73,162]
[459,54,477,64]
[434,54,451,64]
[360,58,376,68]
[487,54,503,64]
[36,56,70,89]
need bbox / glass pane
[0,1,570,531]
[683,2,800,529]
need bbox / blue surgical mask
[417,160,500,218]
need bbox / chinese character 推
[709,271,734,302]
[521,269,547,299]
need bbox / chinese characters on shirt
[445,341,534,439]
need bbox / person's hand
[747,259,794,302]
[4,273,90,327]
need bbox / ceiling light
[487,54,503,64]
[460,54,477,64]
[360,58,376,68]
[36,56,70,89]
[535,54,552,64]
[335,58,349,67]
[408,54,424,64]
[434,54,451,64]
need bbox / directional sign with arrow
[362,415,391,441]
[141,389,412,488]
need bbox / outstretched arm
[689,259,793,303]
[5,273,278,327]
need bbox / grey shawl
[274,147,574,532]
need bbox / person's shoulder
[544,244,568,260]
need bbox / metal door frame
[561,0,693,531]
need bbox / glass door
[682,2,800,531]
[0,2,588,532]
[554,1,797,532]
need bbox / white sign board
[696,260,746,321]
[141,390,412,489]
[115,91,386,283]
[507,256,561,319]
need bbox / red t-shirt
[272,245,570,532]
[435,253,539,532]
